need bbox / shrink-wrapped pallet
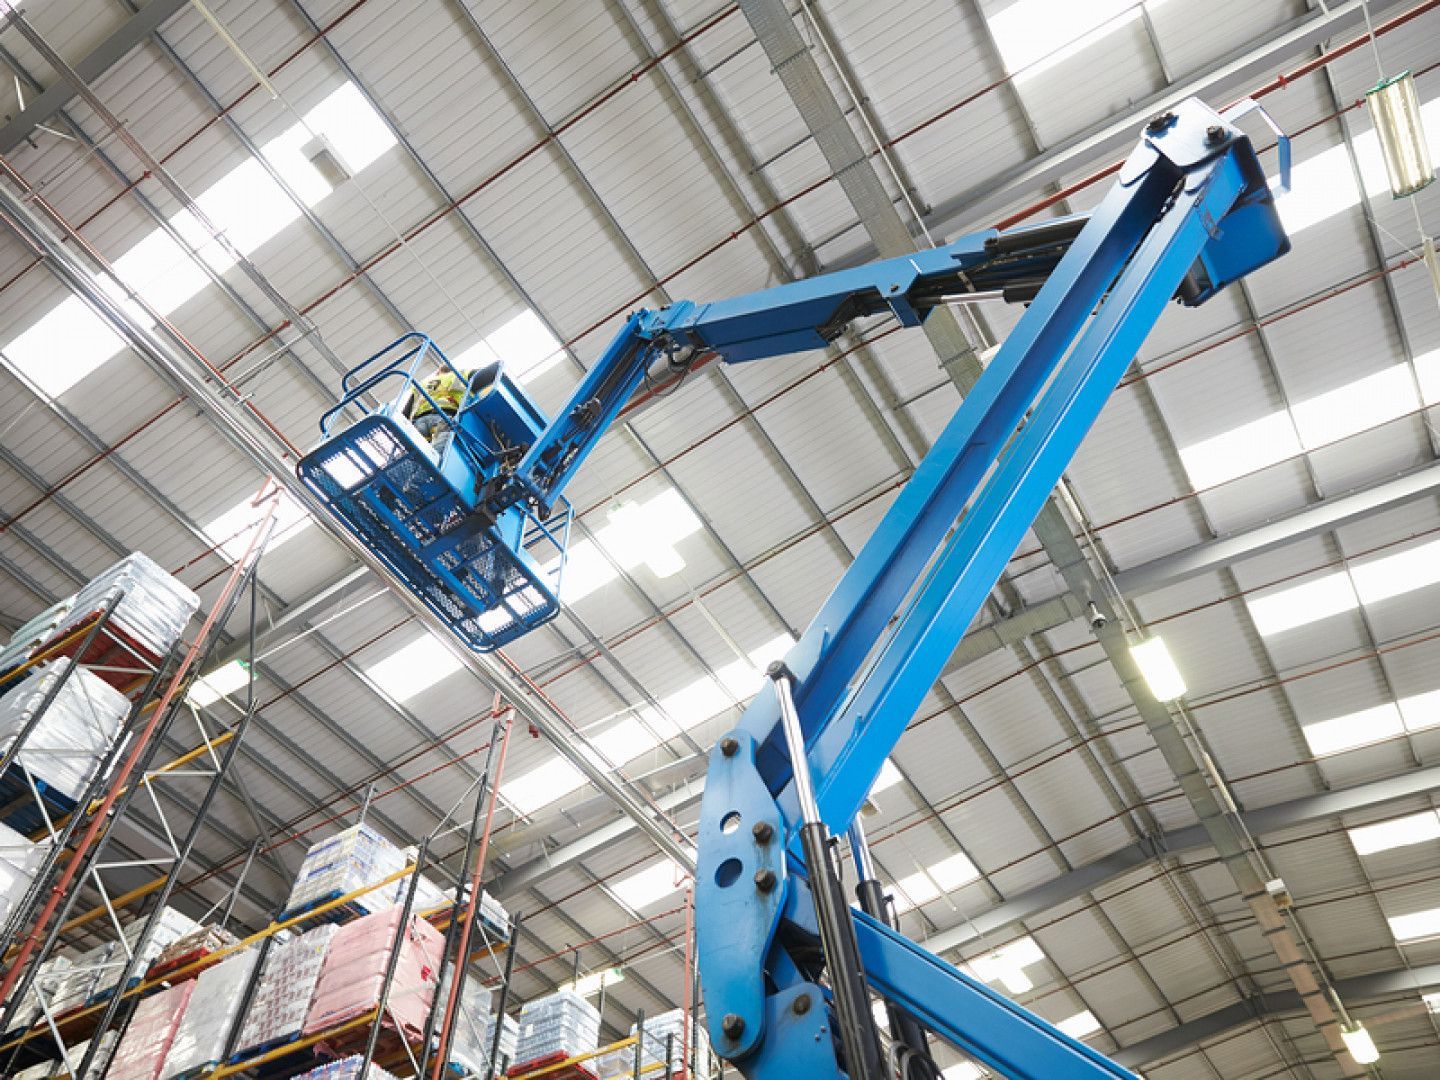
[84,905,198,1001]
[293,1054,401,1080]
[47,552,199,666]
[282,823,408,919]
[0,819,48,929]
[0,661,130,801]
[150,922,238,975]
[513,990,601,1068]
[5,955,71,1034]
[107,979,195,1080]
[232,923,338,1057]
[160,948,259,1077]
[0,596,74,675]
[303,907,444,1042]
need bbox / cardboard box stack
[0,660,130,802]
[282,824,408,920]
[0,820,48,929]
[293,1055,402,1080]
[233,923,338,1058]
[303,907,445,1044]
[512,990,601,1069]
[45,553,200,679]
[161,948,260,1076]
[107,979,195,1080]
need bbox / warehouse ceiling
[1,0,1440,1076]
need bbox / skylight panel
[942,1065,983,1080]
[110,226,213,314]
[1389,906,1440,942]
[303,82,396,176]
[567,967,624,998]
[1349,811,1440,855]
[1290,365,1418,449]
[1177,411,1301,490]
[986,0,1141,78]
[1399,689,1440,734]
[365,632,464,701]
[3,297,128,397]
[1425,990,1440,1014]
[487,310,565,382]
[204,490,313,563]
[893,852,980,912]
[195,159,302,256]
[611,859,685,910]
[592,713,663,763]
[501,757,584,816]
[1056,1011,1102,1040]
[1350,537,1440,606]
[871,758,904,795]
[1301,702,1403,757]
[187,660,251,708]
[1247,572,1359,637]
[969,936,1047,995]
[546,487,703,603]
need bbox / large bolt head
[719,736,739,757]
[754,868,777,893]
[722,1013,745,1039]
[752,820,774,844]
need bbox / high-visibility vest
[410,369,470,418]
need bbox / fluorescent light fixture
[1367,71,1435,197]
[204,490,313,563]
[1177,411,1301,490]
[1340,1020,1380,1064]
[893,852,980,912]
[970,937,1046,995]
[1388,905,1440,942]
[1302,702,1403,757]
[1348,811,1440,855]
[364,633,464,701]
[1130,636,1186,702]
[567,967,624,998]
[1247,572,1359,637]
[1056,1010,1101,1040]
[611,859,685,911]
[187,660,250,708]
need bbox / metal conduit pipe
[0,168,696,874]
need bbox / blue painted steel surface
[299,97,1289,1079]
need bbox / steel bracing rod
[73,515,276,1079]
[0,161,693,876]
[360,837,429,1074]
[486,909,523,1080]
[0,651,175,958]
[0,504,271,1023]
[429,711,514,1080]
[770,665,883,1080]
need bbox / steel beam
[0,0,190,152]
[1112,962,1440,1068]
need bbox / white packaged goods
[52,1031,118,1078]
[233,923,338,1057]
[0,596,74,674]
[14,1063,51,1079]
[514,990,601,1066]
[161,948,259,1076]
[635,1009,708,1075]
[282,823,409,918]
[0,820,49,929]
[108,979,195,1080]
[6,955,71,1033]
[293,1055,401,1080]
[436,972,492,1075]
[48,552,200,661]
[0,661,130,801]
[479,888,510,940]
[84,906,199,1001]
[484,1012,518,1070]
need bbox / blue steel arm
[694,97,1289,1080]
[508,215,1090,516]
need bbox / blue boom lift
[299,97,1291,1078]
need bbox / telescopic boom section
[694,97,1288,1080]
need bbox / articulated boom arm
[694,97,1289,1080]
[298,95,1290,1080]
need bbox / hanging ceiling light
[1340,1020,1380,1065]
[1365,71,1435,198]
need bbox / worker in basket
[402,359,501,455]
